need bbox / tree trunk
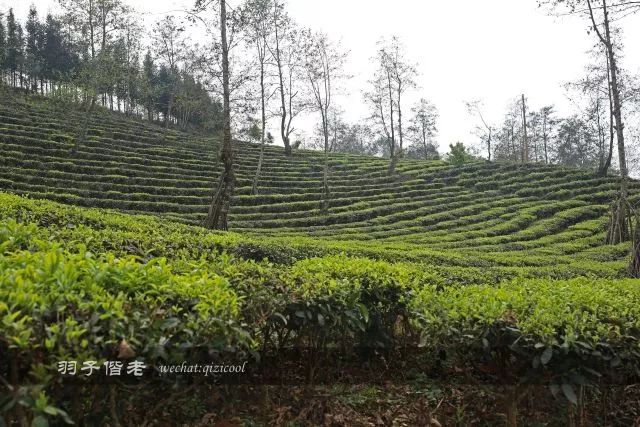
[521,94,528,163]
[397,85,404,156]
[253,144,264,196]
[534,128,539,162]
[510,125,517,162]
[321,152,330,213]
[273,1,291,156]
[204,0,235,231]
[74,95,97,153]
[166,85,175,129]
[600,53,615,177]
[543,118,549,165]
[587,0,632,245]
[252,45,267,195]
[422,127,428,160]
[387,70,396,174]
[89,0,95,59]
[607,47,627,190]
[320,113,330,213]
[629,209,640,277]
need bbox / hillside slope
[0,94,637,271]
[3,94,640,425]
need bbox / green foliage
[411,277,640,394]
[1,194,640,422]
[1,94,640,423]
[446,142,475,166]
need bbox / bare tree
[58,0,98,58]
[542,0,640,248]
[521,94,529,163]
[270,0,305,156]
[96,0,128,51]
[564,52,615,175]
[306,110,376,156]
[539,105,557,164]
[407,98,439,160]
[244,0,274,194]
[466,99,494,161]
[528,110,542,162]
[119,15,142,115]
[380,36,418,157]
[152,16,187,128]
[302,30,349,212]
[364,44,398,173]
[494,99,522,162]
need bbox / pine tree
[16,19,24,89]
[156,64,172,122]
[142,50,156,122]
[42,15,58,91]
[112,38,129,112]
[49,14,80,84]
[25,6,43,92]
[0,12,6,82]
[6,9,20,87]
[125,52,140,115]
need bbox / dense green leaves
[1,193,640,423]
[2,93,640,423]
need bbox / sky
[3,0,640,154]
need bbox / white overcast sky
[4,0,640,153]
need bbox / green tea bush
[410,277,640,404]
[0,220,248,425]
[3,94,640,423]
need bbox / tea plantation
[2,95,640,425]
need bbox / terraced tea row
[2,191,640,426]
[0,95,635,271]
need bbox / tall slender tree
[110,15,141,114]
[493,101,522,162]
[542,0,640,247]
[565,53,616,176]
[521,94,529,163]
[58,0,98,59]
[245,0,274,194]
[16,20,25,90]
[270,0,305,156]
[382,36,418,156]
[142,50,157,121]
[408,98,439,160]
[0,12,6,83]
[364,49,396,173]
[198,0,236,230]
[466,99,494,161]
[539,106,557,165]
[25,6,43,93]
[151,15,186,128]
[42,14,75,92]
[586,0,631,245]
[302,30,349,213]
[96,0,127,51]
[6,9,21,87]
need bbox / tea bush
[2,95,640,423]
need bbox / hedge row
[1,203,639,424]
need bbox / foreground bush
[411,278,640,420]
[1,196,639,424]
